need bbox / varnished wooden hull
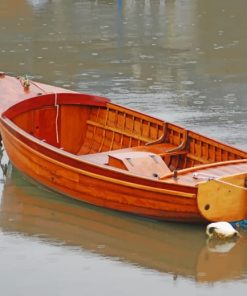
[0,73,247,223]
[0,121,201,222]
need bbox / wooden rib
[98,107,110,152]
[156,123,160,138]
[120,134,124,149]
[109,131,115,151]
[130,116,135,146]
[225,150,229,160]
[218,147,222,161]
[88,106,101,153]
[170,155,179,171]
[129,136,132,148]
[205,143,209,161]
[119,113,126,149]
[122,113,127,130]
[126,115,135,148]
[86,120,152,143]
[170,129,175,145]
[191,138,195,155]
[109,109,118,151]
[131,115,135,134]
[138,118,143,146]
[199,140,202,158]
[183,156,188,169]
[212,146,216,161]
[146,119,151,138]
[114,109,119,125]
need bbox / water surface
[0,0,247,295]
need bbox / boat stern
[197,172,247,222]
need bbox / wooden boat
[0,72,247,223]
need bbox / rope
[54,93,59,144]
[17,75,48,94]
[214,179,247,191]
[29,80,48,94]
[193,172,247,191]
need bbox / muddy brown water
[0,0,247,295]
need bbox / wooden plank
[12,110,34,135]
[98,107,109,152]
[60,105,89,154]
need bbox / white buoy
[206,222,240,239]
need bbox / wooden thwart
[108,151,171,178]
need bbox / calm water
[0,0,247,295]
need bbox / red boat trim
[3,93,110,119]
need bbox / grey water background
[0,0,247,295]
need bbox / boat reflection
[0,166,247,284]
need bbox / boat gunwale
[160,158,247,181]
[2,92,110,119]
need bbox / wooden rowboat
[0,72,247,223]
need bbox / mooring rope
[54,92,59,144]
[193,172,247,191]
[214,179,247,191]
[29,80,48,94]
[17,75,48,94]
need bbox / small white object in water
[207,241,237,253]
[206,222,240,239]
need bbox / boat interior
[3,93,247,180]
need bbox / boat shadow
[0,166,247,284]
